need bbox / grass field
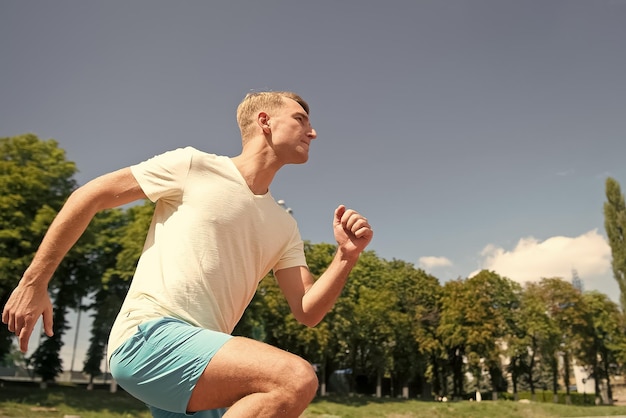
[3,382,626,417]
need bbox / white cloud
[470,230,617,298]
[419,256,452,270]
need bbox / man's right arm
[2,167,147,352]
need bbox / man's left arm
[275,205,373,327]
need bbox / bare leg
[187,336,318,417]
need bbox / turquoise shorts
[109,317,233,418]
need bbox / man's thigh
[187,336,317,412]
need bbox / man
[2,91,373,417]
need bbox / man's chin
[290,153,309,165]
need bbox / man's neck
[231,149,281,195]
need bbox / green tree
[387,260,441,399]
[31,198,109,383]
[30,183,122,383]
[578,291,625,404]
[409,269,442,400]
[353,279,397,397]
[464,270,521,399]
[515,281,552,399]
[336,250,389,395]
[438,278,467,399]
[536,278,587,404]
[604,177,626,313]
[0,134,77,371]
[29,308,66,384]
[83,201,154,383]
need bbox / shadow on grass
[0,379,148,415]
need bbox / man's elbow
[295,312,323,328]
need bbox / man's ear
[258,112,271,133]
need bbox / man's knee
[285,357,318,399]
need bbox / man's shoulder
[134,147,227,175]
[182,147,230,166]
[151,146,225,164]
[178,146,226,159]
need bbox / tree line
[2,134,626,404]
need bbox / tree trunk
[594,359,602,405]
[603,354,614,405]
[451,347,464,399]
[564,352,572,405]
[319,361,327,396]
[512,369,519,401]
[552,357,559,403]
[528,343,537,401]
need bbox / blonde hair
[236,91,309,140]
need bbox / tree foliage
[0,134,77,372]
[604,177,626,313]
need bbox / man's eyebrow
[293,111,309,120]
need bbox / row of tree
[2,134,626,404]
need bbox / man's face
[267,98,317,164]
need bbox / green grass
[304,395,626,417]
[0,381,151,418]
[2,382,626,417]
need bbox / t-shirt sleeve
[130,147,194,203]
[273,226,308,272]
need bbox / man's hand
[2,282,54,353]
[333,205,373,258]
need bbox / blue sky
[2,1,625,369]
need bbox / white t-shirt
[107,147,307,358]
